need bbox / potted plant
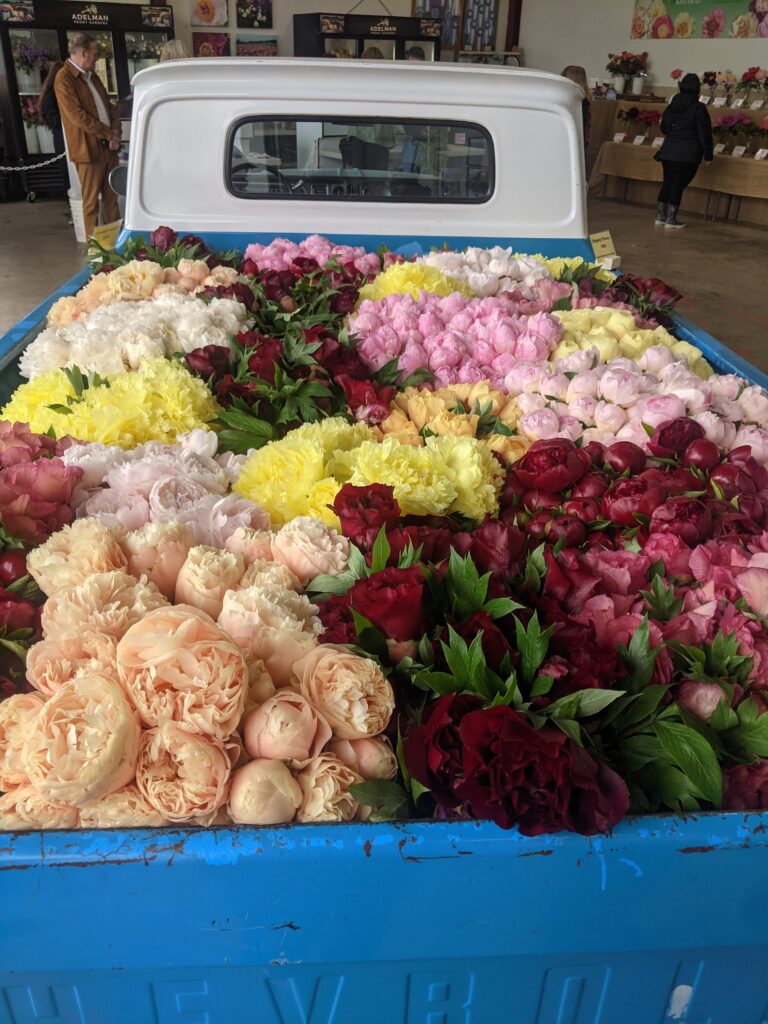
[606,52,631,94]
[20,95,40,154]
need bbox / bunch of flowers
[2,360,221,449]
[243,235,382,279]
[413,248,552,298]
[606,51,649,78]
[21,292,250,380]
[88,227,239,276]
[736,67,768,94]
[11,40,50,73]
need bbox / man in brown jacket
[54,33,121,239]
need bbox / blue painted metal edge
[668,309,768,391]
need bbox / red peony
[404,693,485,806]
[601,475,667,527]
[185,345,231,381]
[245,338,283,384]
[348,566,425,641]
[387,524,453,565]
[149,226,178,252]
[0,597,37,634]
[0,459,82,543]
[723,760,768,811]
[452,520,526,578]
[310,329,370,381]
[649,497,713,546]
[648,418,705,458]
[514,439,591,492]
[336,375,395,424]
[317,593,357,645]
[332,484,402,550]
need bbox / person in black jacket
[655,72,713,229]
[37,60,68,191]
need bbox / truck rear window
[227,117,493,203]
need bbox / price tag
[713,96,727,107]
[652,136,664,148]
[755,148,768,161]
[589,230,617,259]
[613,132,628,142]
[732,98,745,108]
[700,95,711,105]
[751,99,765,109]
[633,134,646,145]
[91,220,122,249]
[732,145,747,158]
[713,143,726,155]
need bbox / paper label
[751,99,765,110]
[713,143,726,154]
[613,132,628,142]
[700,95,711,105]
[652,136,664,148]
[732,145,747,158]
[633,134,646,145]
[90,220,122,249]
[713,96,727,107]
[732,98,745,108]
[755,148,768,161]
[589,230,617,258]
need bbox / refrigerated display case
[0,0,173,196]
[293,13,442,61]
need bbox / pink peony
[678,681,728,722]
[594,401,628,433]
[732,426,768,466]
[83,488,151,531]
[0,458,82,543]
[634,394,687,429]
[175,494,271,547]
[243,690,331,766]
[270,517,349,585]
[0,421,57,467]
[598,370,642,407]
[519,409,562,441]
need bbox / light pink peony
[121,520,192,599]
[224,527,275,564]
[228,759,302,825]
[148,476,210,523]
[60,442,128,489]
[176,494,271,547]
[136,723,231,825]
[23,675,142,806]
[27,517,128,597]
[78,784,170,828]
[328,736,398,781]
[708,374,744,401]
[243,690,331,766]
[634,394,687,429]
[0,784,78,830]
[636,346,675,375]
[678,681,728,722]
[82,487,151,531]
[732,426,768,466]
[0,692,44,790]
[240,559,300,592]
[594,401,628,433]
[41,570,168,641]
[295,753,361,823]
[117,605,248,740]
[737,557,768,617]
[294,644,395,740]
[270,517,349,585]
[26,631,119,697]
[178,429,219,459]
[692,411,731,447]
[519,409,561,441]
[174,546,245,619]
[108,449,227,498]
[566,373,600,402]
[738,386,768,426]
[598,369,642,407]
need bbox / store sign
[72,2,110,24]
[369,17,397,34]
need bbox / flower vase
[708,85,717,99]
[725,87,734,107]
[15,67,38,92]
[611,75,626,94]
[631,76,645,96]
[36,125,54,153]
[23,124,40,154]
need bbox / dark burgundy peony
[388,524,453,566]
[514,439,591,492]
[649,496,713,546]
[317,594,357,645]
[332,484,401,549]
[500,469,527,509]
[452,519,526,578]
[240,258,259,277]
[683,439,721,472]
[709,462,757,500]
[310,329,370,381]
[723,760,768,811]
[336,375,395,424]
[331,285,359,316]
[601,475,667,527]
[605,441,646,475]
[185,345,232,381]
[455,706,629,835]
[246,338,283,384]
[290,256,320,277]
[522,489,561,512]
[348,566,425,641]
[648,417,705,458]
[0,550,28,587]
[582,441,607,466]
[405,693,485,806]
[0,597,37,634]
[571,472,609,500]
[177,234,208,254]
[149,226,178,252]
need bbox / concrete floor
[1,196,767,371]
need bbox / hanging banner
[631,1,768,39]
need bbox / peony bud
[328,737,398,781]
[228,759,302,825]
[242,691,331,766]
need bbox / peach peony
[240,559,300,592]
[244,656,276,711]
[121,520,192,599]
[0,692,44,790]
[294,644,395,740]
[78,784,170,828]
[0,784,78,830]
[327,736,398,781]
[296,754,361,823]
[243,691,331,766]
[227,759,302,825]
[27,518,128,597]
[117,605,248,739]
[41,570,168,640]
[136,723,231,824]
[23,675,142,806]
[26,631,119,697]
[270,517,350,585]
[224,527,275,563]
[175,545,245,619]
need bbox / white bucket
[69,197,87,244]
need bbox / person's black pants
[657,160,698,207]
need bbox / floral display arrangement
[606,51,649,81]
[2,229,768,836]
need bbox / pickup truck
[1,60,767,1024]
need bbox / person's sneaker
[655,202,667,225]
[665,219,686,229]
[665,205,685,228]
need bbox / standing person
[37,60,68,190]
[655,72,713,229]
[561,65,591,155]
[54,33,121,239]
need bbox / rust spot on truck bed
[363,840,373,858]
[678,845,716,854]
[518,850,554,858]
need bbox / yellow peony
[1,359,220,448]
[485,433,531,465]
[235,436,326,527]
[357,263,473,304]
[291,419,375,461]
[305,477,343,528]
[425,435,503,519]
